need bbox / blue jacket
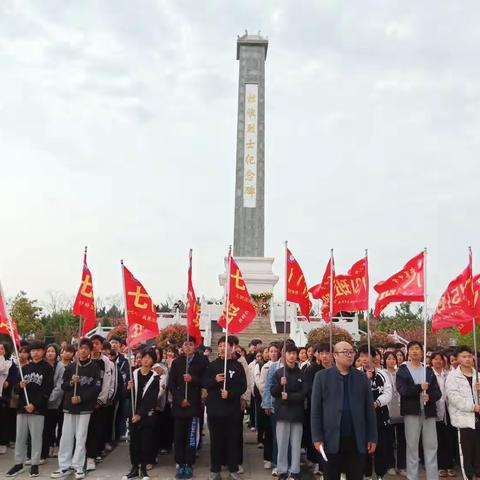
[396,363,441,418]
[261,359,282,411]
[311,366,377,454]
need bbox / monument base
[219,256,279,293]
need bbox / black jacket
[271,364,305,423]
[169,353,208,418]
[396,363,441,418]
[17,360,54,415]
[364,368,390,427]
[303,362,324,410]
[202,357,246,417]
[311,366,377,454]
[62,360,102,414]
[115,353,130,399]
[133,369,160,419]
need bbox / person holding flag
[167,250,208,480]
[445,345,480,480]
[396,341,441,480]
[6,341,54,478]
[169,336,207,480]
[430,249,480,480]
[202,335,247,480]
[51,338,101,480]
[122,349,160,480]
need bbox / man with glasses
[311,341,377,480]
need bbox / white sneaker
[50,469,73,478]
[0,445,7,454]
[387,469,397,476]
[86,458,96,471]
[104,443,113,452]
[272,468,278,476]
[237,465,244,474]
[264,461,272,469]
[25,459,32,465]
[74,470,85,479]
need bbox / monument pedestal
[219,256,279,293]
[218,256,279,338]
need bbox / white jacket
[238,355,252,405]
[97,354,115,406]
[445,365,479,430]
[0,355,12,397]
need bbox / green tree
[10,291,43,337]
[42,310,79,343]
[452,323,480,349]
[376,302,424,333]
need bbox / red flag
[309,258,334,322]
[333,257,369,315]
[455,274,480,336]
[373,251,425,317]
[286,248,312,320]
[432,256,475,332]
[218,255,256,334]
[0,283,20,346]
[122,264,159,347]
[186,251,201,342]
[72,250,97,336]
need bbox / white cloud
[0,0,479,314]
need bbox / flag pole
[283,241,288,390]
[185,248,192,402]
[329,248,334,355]
[0,282,29,405]
[469,246,479,402]
[223,246,232,390]
[73,245,88,398]
[121,260,136,417]
[365,249,372,370]
[423,247,428,383]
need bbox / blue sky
[1,1,479,312]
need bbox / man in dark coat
[168,337,208,480]
[202,335,246,480]
[311,341,377,480]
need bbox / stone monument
[220,32,278,326]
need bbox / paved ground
[0,428,317,480]
[0,427,447,480]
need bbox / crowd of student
[0,334,479,480]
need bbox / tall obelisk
[233,32,268,257]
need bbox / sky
[1,1,479,313]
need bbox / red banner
[309,258,334,322]
[122,264,159,347]
[72,251,97,336]
[186,251,201,342]
[286,248,312,320]
[218,255,256,334]
[432,257,474,332]
[373,251,425,317]
[455,274,480,336]
[333,257,369,315]
[0,283,20,346]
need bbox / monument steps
[210,314,287,355]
